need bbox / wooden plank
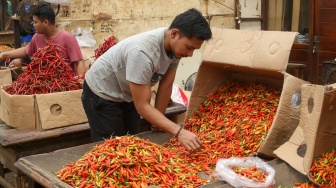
[0,103,186,147]
[0,175,14,188]
[319,9,336,23]
[289,49,309,62]
[318,37,336,52]
[318,52,336,63]
[319,0,336,8]
[319,23,336,37]
[0,123,90,147]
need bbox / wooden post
[10,0,21,48]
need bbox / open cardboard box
[274,83,336,175]
[0,86,88,130]
[0,67,12,86]
[185,28,309,158]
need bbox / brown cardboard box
[0,86,88,130]
[274,83,336,175]
[0,67,12,86]
[186,28,309,157]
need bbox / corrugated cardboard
[0,87,35,128]
[186,28,309,157]
[0,86,88,130]
[0,67,12,86]
[35,90,88,130]
[274,83,336,175]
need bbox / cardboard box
[186,28,309,157]
[274,83,336,175]
[0,86,88,130]
[0,67,12,86]
[10,66,27,81]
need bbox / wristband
[175,124,183,137]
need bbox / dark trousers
[81,81,141,142]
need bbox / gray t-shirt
[85,27,180,102]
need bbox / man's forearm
[154,85,172,114]
[75,60,86,76]
[1,47,27,59]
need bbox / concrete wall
[55,0,242,89]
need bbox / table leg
[0,163,4,177]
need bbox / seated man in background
[0,3,85,76]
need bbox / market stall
[14,131,308,188]
[0,102,186,188]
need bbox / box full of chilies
[0,42,87,130]
[52,28,312,188]
[185,28,309,158]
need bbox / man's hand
[8,59,23,68]
[75,72,86,88]
[177,128,203,152]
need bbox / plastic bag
[75,27,96,48]
[214,157,275,188]
[171,84,188,106]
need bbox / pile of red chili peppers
[94,36,118,59]
[308,149,336,187]
[230,164,268,183]
[56,136,207,187]
[293,149,336,187]
[164,81,280,175]
[56,81,281,187]
[294,182,318,188]
[5,42,81,95]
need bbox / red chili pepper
[94,36,118,59]
[5,42,81,95]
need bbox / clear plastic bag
[214,157,275,188]
[75,27,96,49]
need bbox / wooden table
[14,130,309,188]
[0,102,186,188]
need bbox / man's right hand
[177,128,203,152]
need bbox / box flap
[274,84,336,175]
[258,73,309,157]
[203,28,297,72]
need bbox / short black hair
[32,4,56,25]
[169,8,212,40]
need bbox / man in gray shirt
[82,8,212,151]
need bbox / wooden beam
[10,0,21,48]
